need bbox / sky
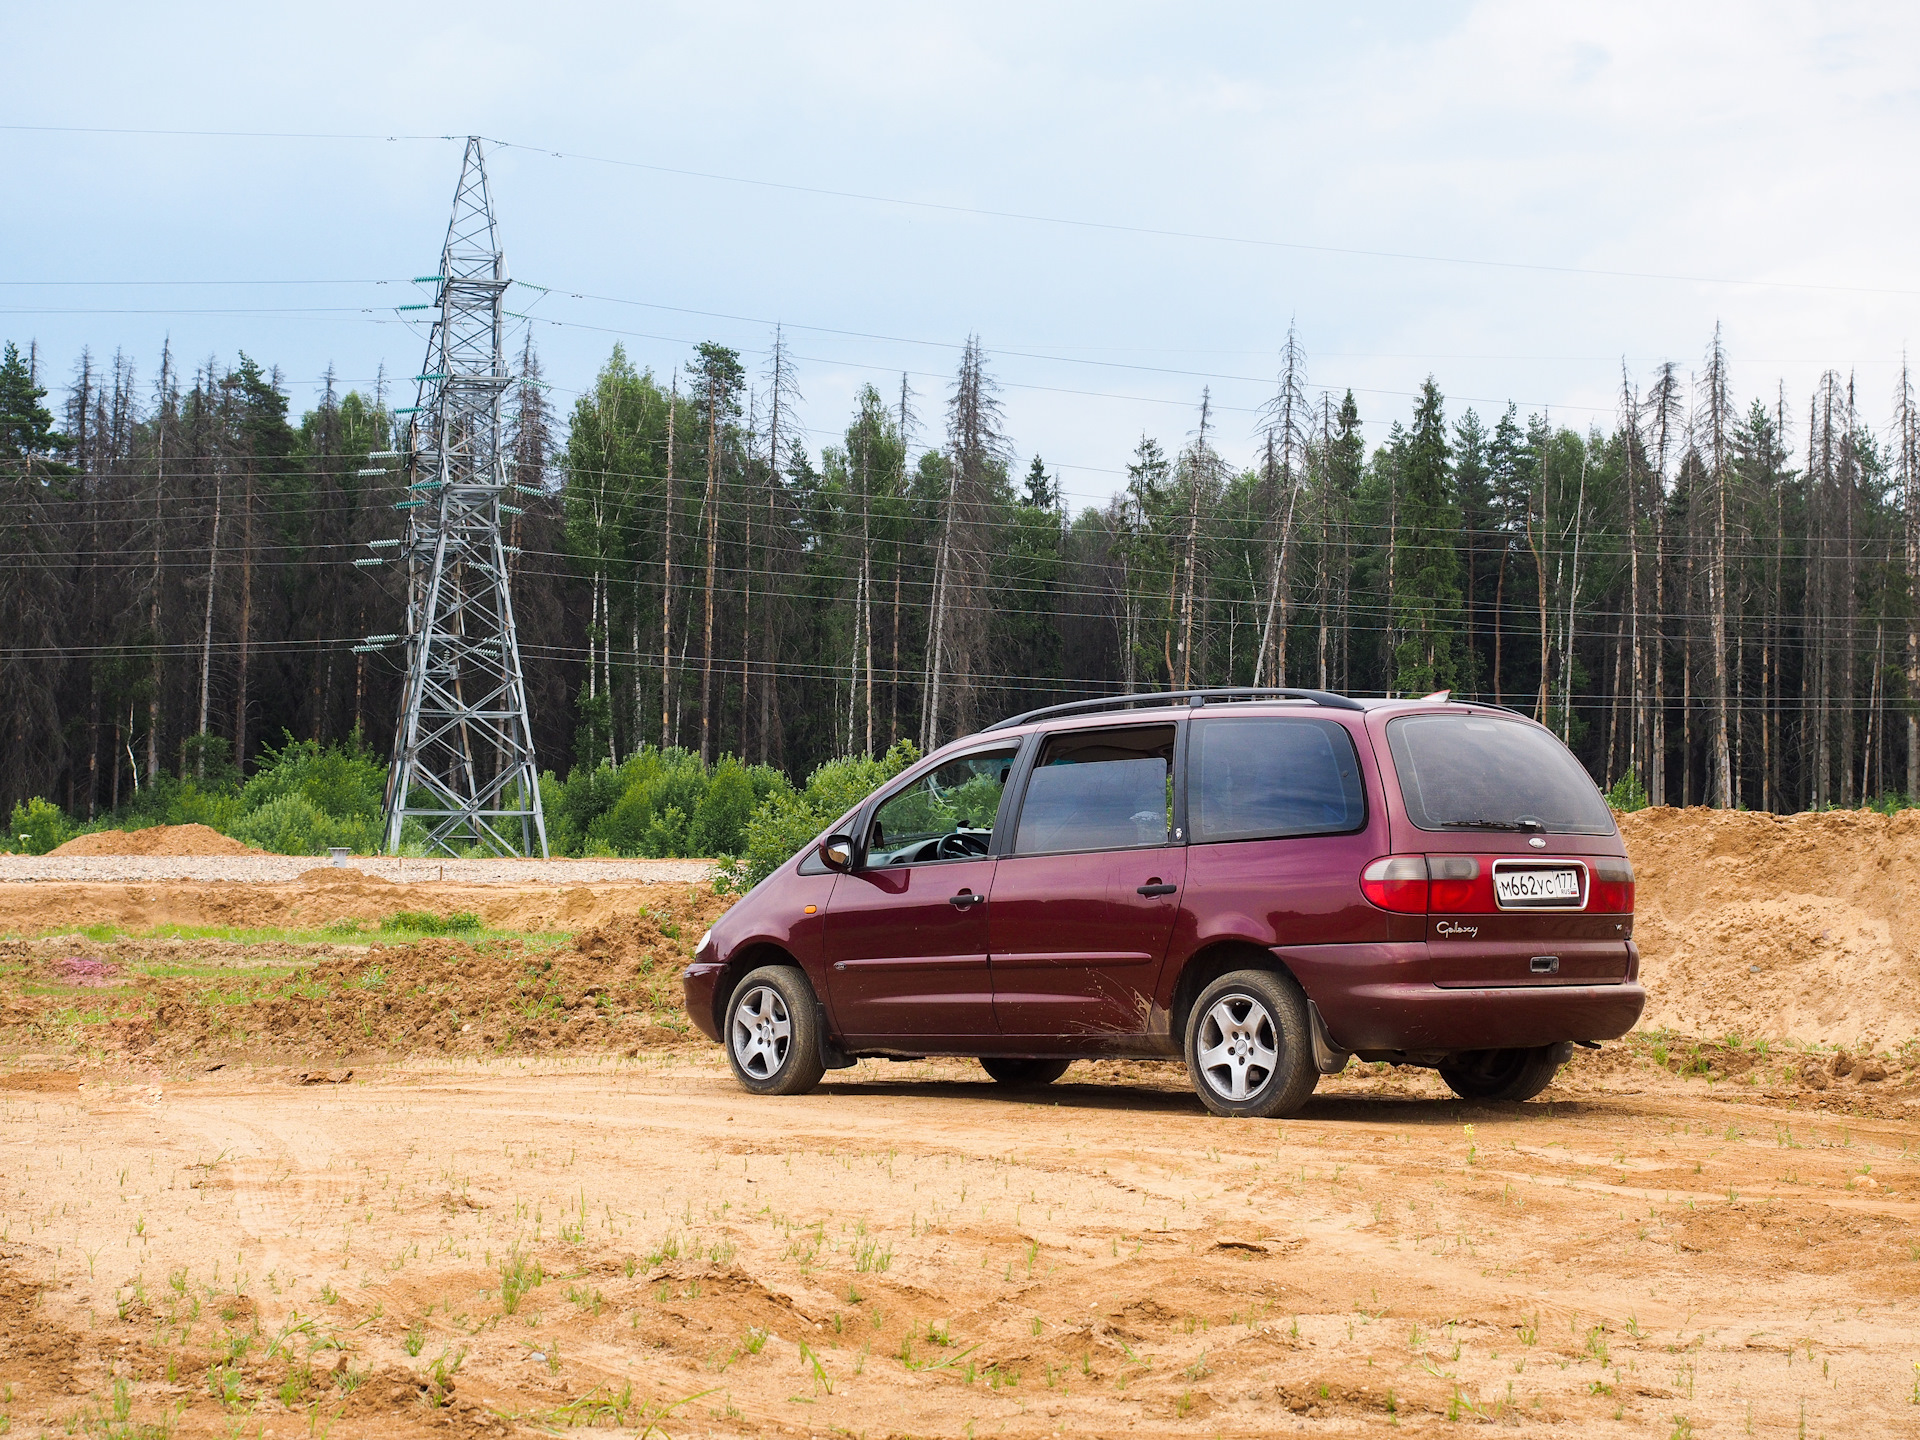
[6,0,1920,507]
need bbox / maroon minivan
[682,689,1642,1118]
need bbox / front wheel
[725,966,826,1096]
[1183,969,1318,1118]
[1437,1043,1571,1102]
[980,1057,1072,1086]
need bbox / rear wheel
[1183,969,1318,1119]
[980,1057,1072,1086]
[1438,1043,1570,1102]
[724,966,826,1096]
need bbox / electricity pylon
[374,136,548,857]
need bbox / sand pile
[1621,805,1920,1047]
[49,824,259,857]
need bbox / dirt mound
[0,887,730,1061]
[49,823,260,857]
[1621,805,1920,1047]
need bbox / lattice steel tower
[376,137,548,856]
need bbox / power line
[11,120,1918,298]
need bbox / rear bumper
[682,963,724,1043]
[1327,979,1645,1051]
[1277,942,1646,1052]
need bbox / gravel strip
[0,856,718,886]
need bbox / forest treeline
[2,322,1918,829]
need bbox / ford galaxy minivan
[683,689,1641,1118]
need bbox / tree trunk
[662,372,676,751]
[699,390,719,766]
[235,465,253,770]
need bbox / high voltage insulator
[374,136,549,859]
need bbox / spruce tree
[1391,377,1464,694]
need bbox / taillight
[1589,857,1635,913]
[1426,855,1485,911]
[1360,856,1429,913]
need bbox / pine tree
[1391,378,1463,694]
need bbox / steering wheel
[935,831,989,860]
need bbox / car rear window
[1386,713,1615,835]
[1013,724,1174,854]
[1190,717,1365,843]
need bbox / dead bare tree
[1895,356,1920,800]
[1253,325,1308,687]
[1698,326,1736,806]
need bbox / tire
[724,966,827,1096]
[980,1057,1072,1086]
[1183,969,1318,1119]
[1438,1042,1571,1103]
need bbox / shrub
[1605,768,1649,814]
[8,796,76,855]
[242,733,385,825]
[229,793,381,856]
[139,776,245,832]
[690,758,758,857]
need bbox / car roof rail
[982,686,1367,732]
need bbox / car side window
[865,746,1019,866]
[1012,724,1175,855]
[1190,716,1365,842]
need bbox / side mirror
[818,834,854,871]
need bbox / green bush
[591,749,708,855]
[1605,768,1649,814]
[229,792,382,856]
[242,733,385,825]
[544,746,794,858]
[722,741,919,892]
[690,758,758,857]
[117,774,245,832]
[8,797,76,855]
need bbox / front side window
[1190,717,1366,842]
[1386,713,1615,835]
[1013,725,1175,855]
[866,746,1018,865]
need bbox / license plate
[1494,866,1582,908]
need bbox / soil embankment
[1620,805,1920,1047]
[48,823,260,857]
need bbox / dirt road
[2,1052,1915,1438]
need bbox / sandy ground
[1,808,1919,1436]
[0,1052,1915,1439]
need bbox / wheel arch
[1167,940,1306,1046]
[712,941,810,1036]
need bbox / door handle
[949,890,986,908]
[1136,883,1179,897]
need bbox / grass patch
[4,920,574,948]
[382,910,484,937]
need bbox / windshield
[1386,714,1614,835]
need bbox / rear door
[1382,711,1633,986]
[988,724,1184,1041]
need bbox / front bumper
[682,962,725,1043]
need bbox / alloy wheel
[1195,993,1278,1102]
[730,984,792,1081]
